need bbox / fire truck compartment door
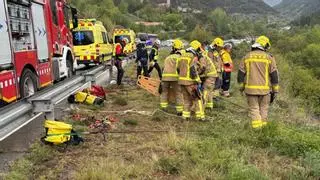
[32,3,49,61]
[0,1,12,65]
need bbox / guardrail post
[31,99,55,120]
[84,73,95,85]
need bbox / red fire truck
[0,0,78,106]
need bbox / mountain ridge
[150,0,276,14]
[275,0,320,19]
[263,0,282,7]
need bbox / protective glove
[270,92,277,104]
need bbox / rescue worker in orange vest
[113,37,127,86]
[148,39,162,79]
[199,42,218,110]
[160,39,184,115]
[221,43,234,97]
[178,40,205,120]
[208,38,224,101]
[238,36,279,129]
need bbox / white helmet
[224,43,233,50]
[123,38,129,44]
[110,80,117,85]
[135,38,141,44]
[154,39,161,45]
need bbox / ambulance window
[72,31,94,45]
[50,0,58,25]
[102,32,108,44]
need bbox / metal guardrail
[0,64,111,141]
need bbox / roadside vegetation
[3,49,320,179]
[2,1,320,178]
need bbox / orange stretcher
[137,76,161,96]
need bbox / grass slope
[3,50,320,179]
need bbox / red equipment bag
[83,85,106,99]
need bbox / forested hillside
[275,0,320,19]
[165,0,276,14]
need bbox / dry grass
[4,51,320,179]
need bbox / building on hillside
[135,21,164,26]
[141,0,171,7]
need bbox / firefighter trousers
[213,73,222,98]
[137,65,149,78]
[181,85,205,120]
[160,81,183,112]
[115,58,124,85]
[222,71,231,91]
[148,61,162,79]
[202,77,216,109]
[246,94,270,127]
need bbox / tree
[118,0,128,13]
[208,8,230,36]
[189,25,211,42]
[163,13,183,31]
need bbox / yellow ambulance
[113,29,136,55]
[72,19,113,65]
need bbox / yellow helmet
[190,40,201,50]
[255,36,271,48]
[173,39,184,50]
[212,37,224,47]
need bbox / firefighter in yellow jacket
[238,36,279,129]
[160,39,184,115]
[199,46,218,110]
[178,40,204,120]
[208,38,224,100]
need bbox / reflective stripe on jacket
[208,50,223,73]
[199,54,218,78]
[238,50,279,95]
[162,53,181,81]
[149,46,159,61]
[178,52,200,85]
[221,49,233,72]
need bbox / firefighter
[199,44,218,110]
[238,36,279,129]
[113,37,126,86]
[148,39,162,80]
[136,39,149,78]
[178,40,204,121]
[221,43,234,97]
[208,38,224,101]
[160,39,184,115]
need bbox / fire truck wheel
[20,69,37,98]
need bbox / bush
[189,25,212,42]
